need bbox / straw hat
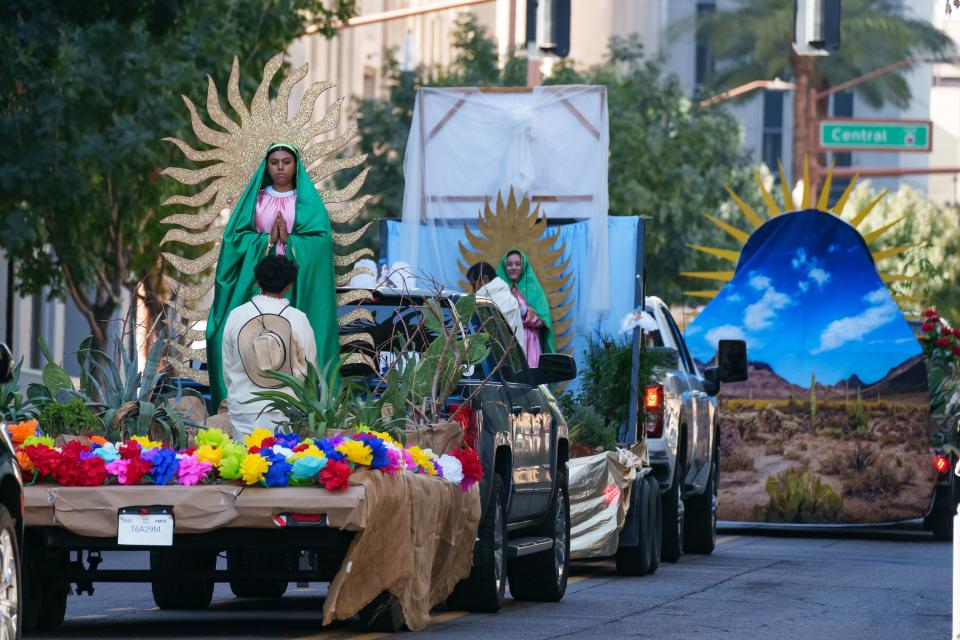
[237,311,294,388]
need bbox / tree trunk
[790,51,817,188]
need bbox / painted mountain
[686,210,934,525]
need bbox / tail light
[934,454,950,475]
[448,402,479,449]
[644,384,664,438]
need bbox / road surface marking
[569,575,589,584]
[718,535,739,544]
[293,610,468,639]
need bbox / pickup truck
[0,344,23,639]
[341,289,575,612]
[641,296,747,561]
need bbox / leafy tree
[356,21,756,304]
[0,0,357,351]
[695,0,954,179]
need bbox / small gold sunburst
[161,53,375,383]
[457,189,575,356]
[682,157,924,309]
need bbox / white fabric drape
[398,85,610,318]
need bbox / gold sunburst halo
[457,189,575,357]
[683,156,923,311]
[161,53,374,382]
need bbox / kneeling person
[222,255,317,438]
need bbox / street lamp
[699,77,795,109]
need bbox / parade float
[9,54,485,633]
[682,161,946,529]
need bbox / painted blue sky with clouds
[685,210,921,387]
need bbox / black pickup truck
[340,289,576,612]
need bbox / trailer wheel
[22,533,68,631]
[661,462,684,562]
[357,591,405,632]
[447,474,507,613]
[508,471,570,601]
[150,549,215,610]
[228,550,289,598]
[616,477,653,576]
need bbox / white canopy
[398,85,610,316]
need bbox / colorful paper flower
[264,459,292,487]
[194,428,231,450]
[240,454,270,485]
[337,439,373,466]
[7,419,38,445]
[22,435,55,449]
[131,436,163,450]
[452,446,483,492]
[76,456,107,486]
[438,454,464,485]
[244,428,274,451]
[290,444,323,461]
[195,444,223,467]
[318,434,347,461]
[24,444,59,479]
[88,435,108,446]
[16,449,34,473]
[92,443,121,464]
[290,455,327,483]
[274,431,302,450]
[408,446,438,476]
[319,460,352,491]
[106,459,131,484]
[218,443,247,480]
[177,454,213,486]
[144,447,179,485]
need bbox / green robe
[497,250,555,354]
[205,150,339,408]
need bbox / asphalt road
[26,530,950,640]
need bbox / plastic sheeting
[568,448,644,559]
[397,86,610,316]
[384,217,641,387]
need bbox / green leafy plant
[0,359,38,422]
[252,359,354,439]
[38,397,102,437]
[567,405,617,451]
[753,466,843,523]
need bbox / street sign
[819,119,932,152]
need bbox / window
[476,303,527,383]
[762,90,784,178]
[694,1,717,90]
[661,305,697,375]
[830,90,854,201]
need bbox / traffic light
[793,0,841,56]
[526,0,571,58]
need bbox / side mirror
[535,353,577,384]
[718,339,748,382]
[646,346,680,371]
[0,343,12,385]
[702,366,721,396]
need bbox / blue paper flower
[364,437,392,471]
[144,447,179,485]
[290,456,327,483]
[318,437,346,462]
[93,444,120,463]
[274,431,302,450]
[264,460,292,487]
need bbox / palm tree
[696,0,954,180]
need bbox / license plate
[117,506,174,546]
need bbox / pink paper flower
[177,454,213,486]
[106,459,130,485]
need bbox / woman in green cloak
[498,250,554,368]
[205,143,339,408]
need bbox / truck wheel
[150,549,215,609]
[646,474,662,574]
[925,476,957,541]
[357,591,405,632]
[508,473,570,601]
[22,534,68,632]
[447,474,507,613]
[685,455,718,554]
[0,505,22,638]
[615,476,653,576]
[661,463,684,562]
[227,550,289,598]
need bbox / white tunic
[221,295,317,437]
[477,277,526,355]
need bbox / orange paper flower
[88,435,108,446]
[16,449,34,473]
[8,419,38,445]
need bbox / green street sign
[819,119,932,152]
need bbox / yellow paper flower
[290,444,324,461]
[408,446,438,475]
[240,454,271,485]
[244,428,274,450]
[131,435,162,450]
[337,440,373,466]
[196,444,223,466]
